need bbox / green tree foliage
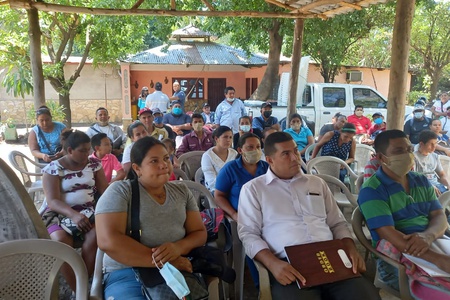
[0,0,151,125]
[410,1,450,99]
[302,9,380,83]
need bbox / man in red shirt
[347,105,372,134]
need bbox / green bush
[26,101,67,125]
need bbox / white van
[244,57,414,135]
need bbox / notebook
[284,239,360,288]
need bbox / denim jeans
[377,259,400,292]
[103,268,146,300]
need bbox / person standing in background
[169,81,186,111]
[137,86,149,110]
[214,86,247,134]
[145,82,170,113]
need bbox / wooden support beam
[9,0,313,19]
[131,0,144,10]
[387,0,415,130]
[201,0,215,11]
[170,0,176,10]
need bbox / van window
[323,87,346,108]
[353,88,386,108]
[302,85,312,106]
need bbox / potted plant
[4,117,18,141]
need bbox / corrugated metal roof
[124,42,268,66]
[271,0,390,18]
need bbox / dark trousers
[269,275,381,300]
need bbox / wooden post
[387,0,415,130]
[27,7,45,108]
[287,19,304,124]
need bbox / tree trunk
[387,0,415,130]
[59,93,71,127]
[249,20,282,100]
[429,68,442,101]
[27,8,45,109]
[287,19,304,124]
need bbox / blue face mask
[154,116,163,124]
[153,256,190,298]
[172,107,182,115]
[374,118,383,125]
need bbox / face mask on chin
[98,120,109,126]
[355,111,364,117]
[227,97,235,103]
[382,152,414,177]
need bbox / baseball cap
[171,100,181,106]
[261,102,272,108]
[152,108,163,115]
[413,104,425,111]
[372,112,383,118]
[202,103,210,108]
[138,107,152,116]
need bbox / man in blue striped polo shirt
[358,129,450,291]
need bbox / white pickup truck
[244,57,414,135]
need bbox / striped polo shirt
[358,168,442,245]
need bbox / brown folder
[284,239,360,288]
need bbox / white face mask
[153,255,190,299]
[227,97,235,103]
[355,111,364,117]
[193,123,203,132]
[240,125,251,133]
[414,112,424,119]
[382,152,414,177]
[243,149,262,164]
[291,124,301,131]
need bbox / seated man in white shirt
[238,132,380,300]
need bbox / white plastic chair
[314,174,358,209]
[304,143,319,162]
[194,168,205,186]
[178,151,205,181]
[352,209,413,300]
[439,155,450,177]
[0,239,89,300]
[8,150,46,203]
[353,144,375,174]
[306,156,359,192]
[0,156,50,242]
[173,167,189,180]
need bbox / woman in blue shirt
[215,132,269,221]
[214,132,268,288]
[284,113,314,158]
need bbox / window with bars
[173,78,204,99]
